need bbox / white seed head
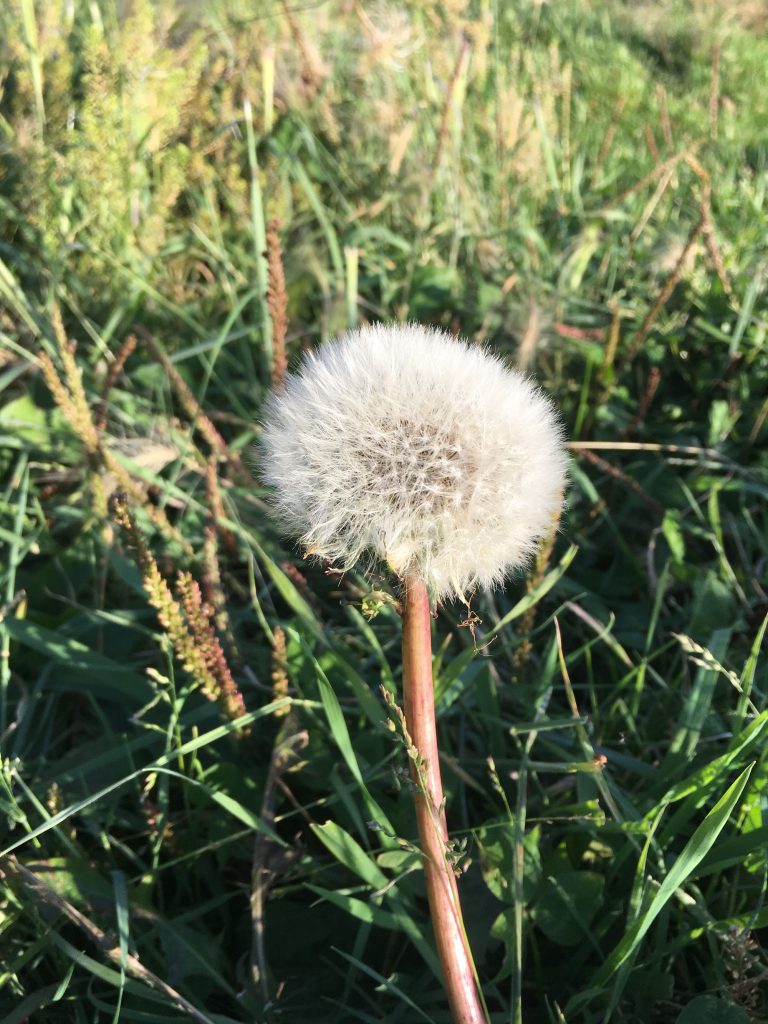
[260,323,566,601]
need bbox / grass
[0,0,767,1021]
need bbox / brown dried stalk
[102,445,189,553]
[591,95,626,184]
[607,147,694,210]
[275,560,321,614]
[51,305,92,426]
[619,214,704,372]
[682,154,734,298]
[141,334,228,454]
[516,299,540,373]
[576,448,664,514]
[0,856,217,1024]
[250,627,307,995]
[626,365,661,435]
[643,123,660,162]
[630,164,676,244]
[266,219,288,390]
[95,333,137,431]
[112,498,205,683]
[250,718,308,997]
[428,38,471,186]
[279,0,327,97]
[749,396,768,443]
[204,457,238,557]
[599,305,622,387]
[270,625,290,714]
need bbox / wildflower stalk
[261,323,565,1021]
[401,577,487,1024]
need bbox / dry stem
[1,856,217,1024]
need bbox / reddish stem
[402,578,487,1024]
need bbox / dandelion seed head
[260,323,566,600]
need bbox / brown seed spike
[266,219,288,391]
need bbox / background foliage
[1,1,767,1021]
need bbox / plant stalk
[401,577,487,1024]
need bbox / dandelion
[261,322,566,600]
[260,322,566,1024]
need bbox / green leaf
[306,884,441,980]
[304,636,394,835]
[476,821,541,905]
[676,995,749,1024]
[591,763,754,986]
[251,541,324,641]
[697,827,768,880]
[689,573,737,637]
[667,627,731,761]
[111,869,130,1022]
[306,883,411,931]
[662,510,685,563]
[311,821,388,889]
[0,393,57,445]
[660,711,768,806]
[531,870,605,946]
[5,618,152,702]
[1,702,287,857]
[0,984,61,1024]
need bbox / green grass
[1,1,767,1022]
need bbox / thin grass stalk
[262,46,275,135]
[512,738,534,1024]
[421,37,471,222]
[699,183,735,304]
[656,83,673,149]
[19,0,45,135]
[243,97,272,380]
[344,245,358,330]
[401,577,486,1024]
[1,464,30,740]
[709,43,721,138]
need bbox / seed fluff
[260,323,566,601]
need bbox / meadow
[0,1,767,1021]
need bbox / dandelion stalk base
[402,577,486,1024]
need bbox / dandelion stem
[401,578,487,1024]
